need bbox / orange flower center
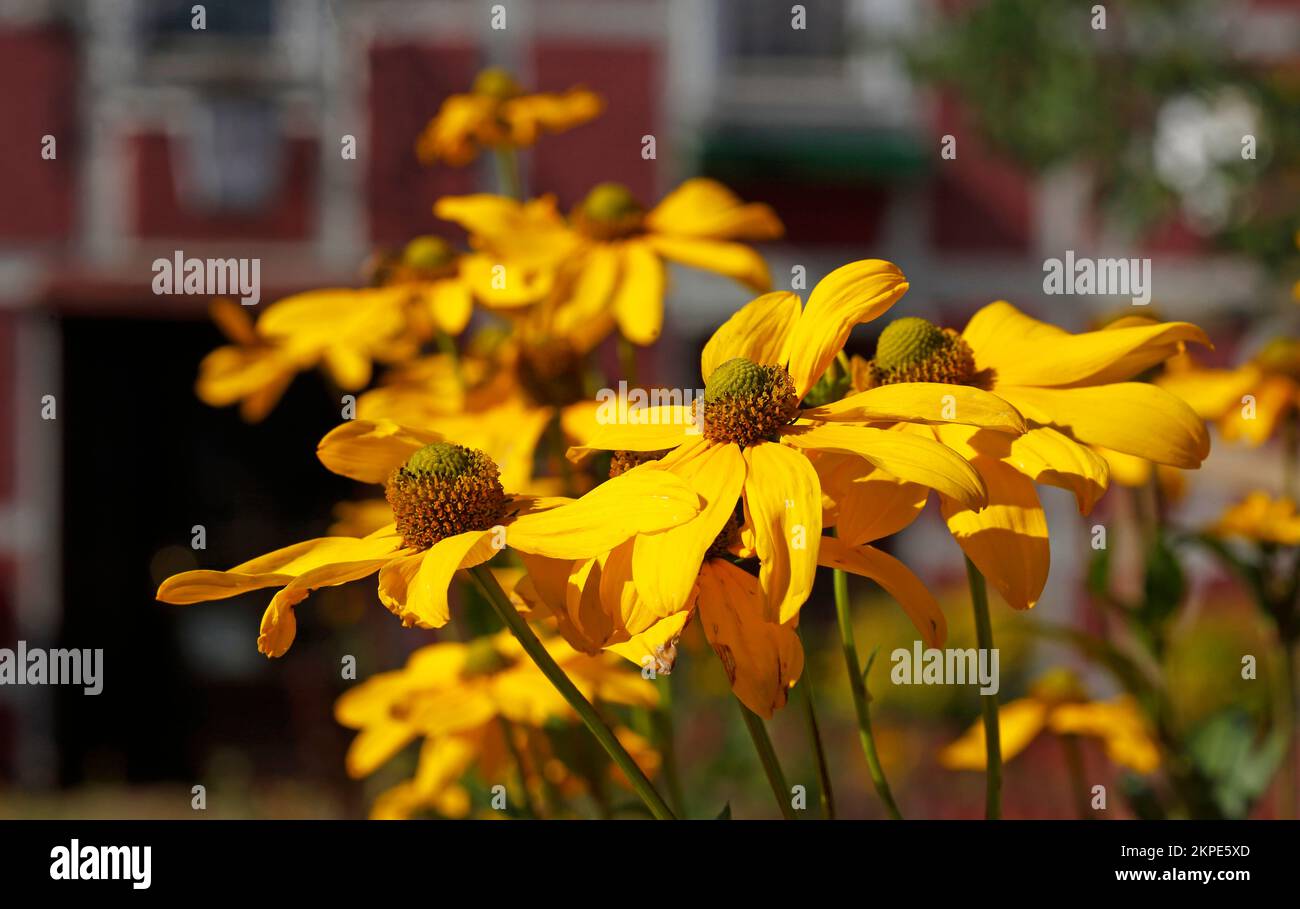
[386,442,506,550]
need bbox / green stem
[965,556,1002,820]
[497,716,541,818]
[736,699,797,820]
[468,565,676,820]
[833,564,903,819]
[493,147,523,200]
[617,335,639,386]
[794,637,835,818]
[654,674,687,817]
[1060,734,1090,819]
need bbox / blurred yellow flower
[435,177,784,345]
[1158,338,1300,446]
[157,428,700,656]
[416,68,603,167]
[197,291,410,422]
[837,303,1210,610]
[1210,490,1300,545]
[335,631,658,819]
[941,670,1160,775]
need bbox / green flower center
[472,67,522,100]
[703,357,799,447]
[386,442,507,550]
[402,235,458,274]
[868,317,976,386]
[573,182,644,240]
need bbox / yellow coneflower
[336,631,658,819]
[566,260,1026,633]
[1158,338,1300,447]
[941,669,1159,775]
[157,422,700,656]
[416,68,602,167]
[435,177,784,345]
[827,302,1211,610]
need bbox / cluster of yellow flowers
[156,71,1300,820]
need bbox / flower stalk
[833,560,903,819]
[737,699,797,820]
[965,556,1003,819]
[468,565,677,820]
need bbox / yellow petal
[643,178,783,240]
[321,344,373,390]
[631,439,746,617]
[345,722,418,779]
[1003,425,1110,514]
[157,534,402,604]
[700,291,801,383]
[611,241,666,346]
[1156,363,1260,420]
[697,559,803,719]
[642,234,771,292]
[257,288,407,351]
[403,530,499,628]
[782,422,987,509]
[807,382,1026,434]
[604,610,694,675]
[209,298,259,345]
[459,252,555,309]
[995,383,1210,468]
[256,554,395,657]
[962,300,1209,387]
[817,457,928,546]
[939,452,1049,611]
[1218,374,1297,446]
[316,419,443,483]
[940,698,1049,769]
[505,469,702,558]
[816,536,946,647]
[423,278,474,334]
[503,87,604,138]
[565,406,694,460]
[1049,697,1160,774]
[742,441,822,624]
[785,259,909,398]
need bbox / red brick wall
[531,40,660,209]
[0,25,78,243]
[366,41,480,245]
[131,133,317,241]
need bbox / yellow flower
[940,670,1160,775]
[519,501,948,718]
[435,177,784,345]
[336,631,658,819]
[1210,490,1300,545]
[197,291,410,422]
[416,68,603,167]
[566,261,1025,640]
[157,422,701,656]
[1158,338,1300,446]
[829,302,1210,610]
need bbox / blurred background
[0,0,1297,819]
